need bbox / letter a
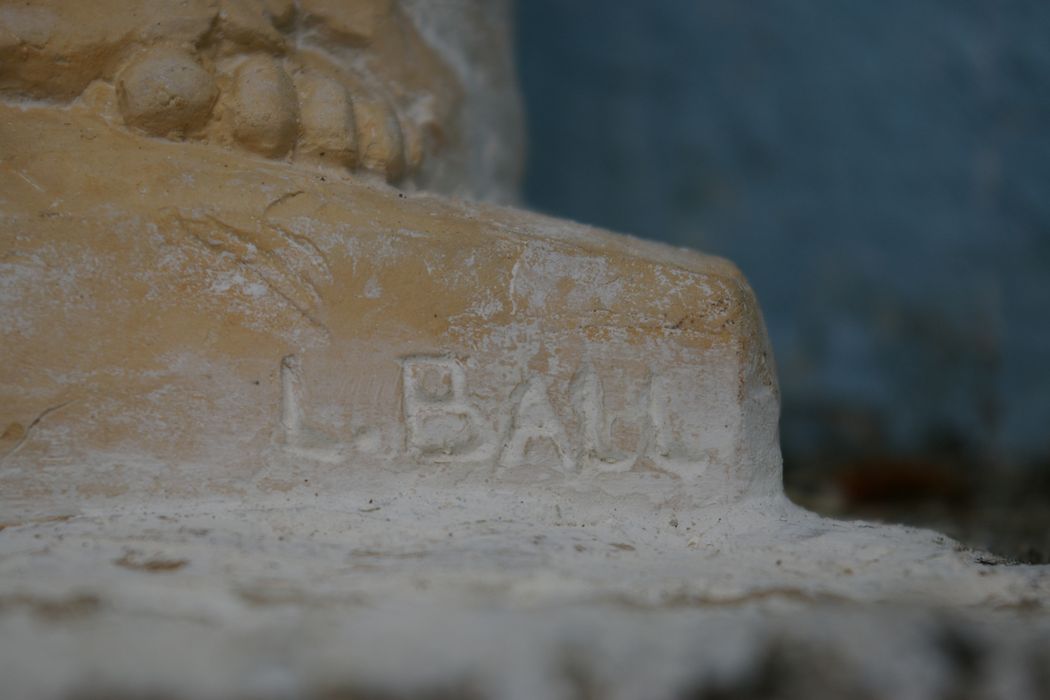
[500,376,575,472]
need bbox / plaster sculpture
[0,2,1047,699]
[0,0,521,198]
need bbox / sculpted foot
[293,71,359,170]
[0,0,483,190]
[116,46,219,139]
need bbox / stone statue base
[1,8,1048,694]
[1,101,1048,700]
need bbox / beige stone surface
[0,3,1048,699]
[0,101,778,517]
[0,53,1045,628]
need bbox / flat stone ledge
[0,497,1047,700]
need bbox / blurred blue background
[515,0,1050,486]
